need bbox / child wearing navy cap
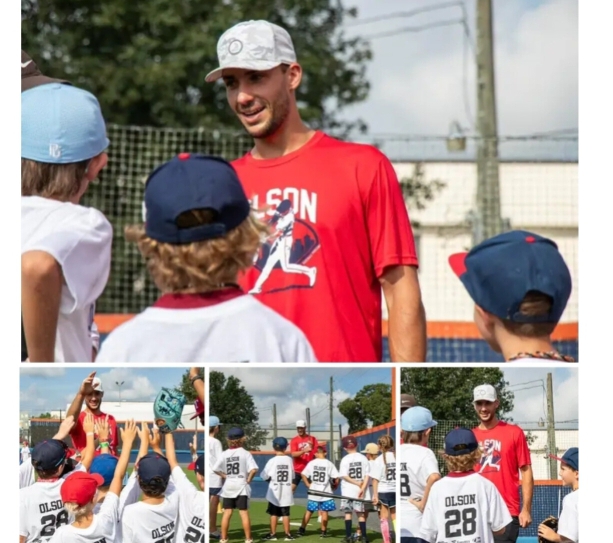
[538,448,578,542]
[448,230,575,362]
[97,153,316,363]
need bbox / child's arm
[109,420,137,497]
[190,367,204,404]
[410,472,441,513]
[80,412,96,470]
[371,478,379,504]
[164,432,179,471]
[21,251,62,362]
[150,427,163,455]
[301,473,311,488]
[136,422,150,463]
[247,468,258,484]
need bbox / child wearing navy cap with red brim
[448,230,575,362]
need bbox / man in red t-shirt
[471,384,534,543]
[290,420,318,492]
[205,20,426,362]
[66,371,118,456]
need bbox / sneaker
[285,535,296,541]
[320,531,329,538]
[210,533,221,541]
[297,528,306,537]
[262,536,278,541]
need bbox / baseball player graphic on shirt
[250,199,317,294]
[479,440,502,473]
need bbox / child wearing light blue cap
[399,406,442,543]
[21,83,112,362]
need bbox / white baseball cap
[296,420,306,428]
[473,384,497,403]
[92,378,104,393]
[205,20,297,83]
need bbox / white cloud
[219,368,307,397]
[20,384,49,411]
[91,368,156,402]
[20,367,66,378]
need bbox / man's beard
[244,93,290,139]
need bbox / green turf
[221,501,382,543]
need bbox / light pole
[115,381,125,403]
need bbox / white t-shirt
[302,458,339,501]
[371,452,396,494]
[558,489,578,542]
[97,294,317,363]
[121,485,179,543]
[367,459,377,491]
[261,455,295,507]
[171,465,205,543]
[208,436,224,488]
[48,492,119,543]
[19,466,87,543]
[22,446,32,462]
[339,453,370,500]
[20,457,36,489]
[213,447,258,498]
[419,472,512,543]
[21,196,112,362]
[399,443,441,538]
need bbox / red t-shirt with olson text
[232,131,418,362]
[69,410,119,456]
[290,434,319,474]
[472,421,532,516]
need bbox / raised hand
[83,412,95,434]
[79,372,97,395]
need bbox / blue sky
[213,367,393,432]
[20,367,193,415]
[338,0,577,159]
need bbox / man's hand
[53,415,75,440]
[519,509,533,528]
[79,372,97,396]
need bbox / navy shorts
[222,495,249,510]
[210,487,222,498]
[378,492,396,508]
[267,503,290,517]
[307,499,336,512]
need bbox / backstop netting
[84,127,578,361]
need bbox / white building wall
[388,162,578,324]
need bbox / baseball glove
[538,515,559,543]
[154,388,186,434]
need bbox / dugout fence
[83,126,578,361]
[405,420,577,540]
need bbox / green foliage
[174,368,204,404]
[400,367,514,421]
[398,162,446,228]
[22,0,371,135]
[337,383,392,433]
[36,412,53,419]
[209,371,267,450]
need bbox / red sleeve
[364,153,419,277]
[516,427,531,468]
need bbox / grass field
[220,501,383,543]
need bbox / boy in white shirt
[338,436,371,543]
[209,415,224,540]
[299,445,339,538]
[21,83,112,362]
[96,153,316,363]
[213,427,259,543]
[261,437,295,541]
[121,453,179,542]
[538,448,578,543]
[48,419,137,543]
[419,428,511,543]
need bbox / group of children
[398,405,579,543]
[209,425,397,543]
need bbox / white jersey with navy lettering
[121,484,179,543]
[48,492,119,543]
[171,466,205,543]
[20,457,36,489]
[261,455,295,507]
[371,452,396,494]
[339,453,371,500]
[419,472,512,543]
[399,443,441,538]
[21,196,112,362]
[302,458,339,501]
[213,447,258,498]
[208,436,224,489]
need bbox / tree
[209,371,267,451]
[174,368,204,404]
[22,0,371,135]
[338,383,391,433]
[398,162,447,229]
[36,412,53,419]
[401,368,514,422]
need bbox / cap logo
[49,143,61,159]
[228,39,243,55]
[22,60,32,69]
